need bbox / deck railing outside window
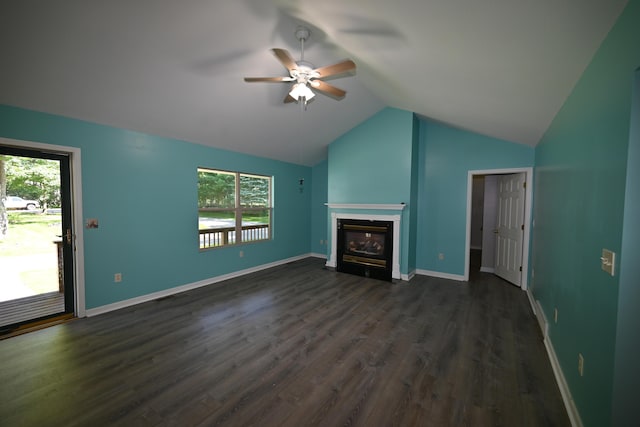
[199,224,270,249]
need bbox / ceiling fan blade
[313,59,356,79]
[271,48,298,73]
[310,80,346,99]
[244,76,295,82]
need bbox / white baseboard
[535,299,549,339]
[525,290,542,330]
[526,291,582,427]
[86,254,310,317]
[415,269,466,282]
[543,335,583,427]
[401,270,416,281]
[309,252,327,259]
[480,266,495,273]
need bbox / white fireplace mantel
[326,211,402,280]
[325,203,406,211]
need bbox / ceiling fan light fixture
[244,25,355,107]
[289,82,315,101]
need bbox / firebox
[336,218,393,281]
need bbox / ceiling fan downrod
[295,26,310,62]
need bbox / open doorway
[465,167,533,289]
[0,141,83,334]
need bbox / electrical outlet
[578,353,584,376]
[114,273,122,283]
[554,308,558,323]
[239,250,244,258]
[438,253,445,260]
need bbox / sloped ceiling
[0,0,628,165]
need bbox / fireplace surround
[326,206,404,280]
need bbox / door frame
[464,167,533,290]
[1,137,85,317]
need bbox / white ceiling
[0,0,628,166]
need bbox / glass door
[0,145,75,332]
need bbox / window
[198,168,272,249]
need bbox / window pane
[240,174,270,208]
[198,169,236,209]
[241,209,270,242]
[198,210,235,230]
[198,168,271,249]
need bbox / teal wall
[612,68,640,427]
[532,1,640,425]
[326,107,533,278]
[327,107,417,275]
[310,159,328,256]
[416,119,534,276]
[328,107,413,205]
[0,105,312,310]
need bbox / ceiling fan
[244,26,356,109]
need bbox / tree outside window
[198,168,272,249]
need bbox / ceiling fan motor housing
[295,26,310,42]
[292,62,318,83]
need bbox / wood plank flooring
[0,258,569,426]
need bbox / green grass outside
[199,211,235,220]
[0,212,62,257]
[198,210,269,229]
[0,212,61,296]
[19,269,59,293]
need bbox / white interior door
[480,176,498,272]
[494,173,525,286]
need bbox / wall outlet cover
[578,353,584,376]
[601,249,615,276]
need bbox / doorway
[464,167,533,289]
[0,143,78,333]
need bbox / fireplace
[326,207,404,280]
[336,218,393,281]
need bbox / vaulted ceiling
[0,0,628,165]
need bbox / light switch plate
[601,249,615,276]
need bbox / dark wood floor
[0,257,569,426]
